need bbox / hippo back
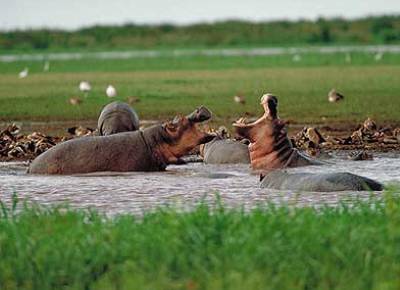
[203,138,250,164]
[260,171,383,192]
[98,101,140,136]
[28,130,161,174]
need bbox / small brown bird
[69,97,82,106]
[328,89,345,103]
[233,95,246,105]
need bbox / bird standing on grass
[374,52,383,61]
[328,89,345,103]
[292,54,301,62]
[43,60,50,72]
[345,53,351,63]
[106,85,117,98]
[233,95,246,105]
[18,67,29,78]
[69,97,82,106]
[79,81,91,98]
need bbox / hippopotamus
[234,93,383,191]
[28,106,214,175]
[259,171,383,192]
[233,94,321,170]
[202,137,250,164]
[97,101,140,136]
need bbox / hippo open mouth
[232,93,321,171]
[233,93,278,129]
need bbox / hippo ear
[187,106,212,123]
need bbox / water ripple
[0,152,399,216]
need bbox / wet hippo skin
[234,93,383,192]
[203,137,250,164]
[28,106,214,175]
[97,101,140,136]
[260,170,383,192]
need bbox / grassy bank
[0,52,400,124]
[1,193,400,290]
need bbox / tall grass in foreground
[1,193,400,290]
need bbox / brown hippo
[97,101,140,136]
[233,94,320,171]
[28,107,214,175]
[233,94,383,191]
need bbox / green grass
[1,192,400,290]
[0,52,400,124]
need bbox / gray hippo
[202,137,250,164]
[260,171,382,192]
[28,107,214,175]
[234,93,383,191]
[97,101,140,136]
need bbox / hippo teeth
[237,117,247,124]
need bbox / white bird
[43,60,50,72]
[292,54,301,62]
[345,53,351,63]
[18,67,29,79]
[233,95,245,105]
[328,89,345,103]
[106,85,117,98]
[374,52,383,61]
[79,81,91,92]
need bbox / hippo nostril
[187,106,212,123]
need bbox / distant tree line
[0,15,399,51]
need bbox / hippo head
[233,93,284,143]
[159,106,215,161]
[232,93,293,171]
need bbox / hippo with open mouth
[233,94,383,191]
[28,106,214,175]
[97,101,140,136]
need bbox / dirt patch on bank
[1,119,400,162]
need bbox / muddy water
[0,152,399,216]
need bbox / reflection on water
[0,152,399,216]
[1,45,400,62]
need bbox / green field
[1,193,400,290]
[1,52,400,125]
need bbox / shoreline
[1,119,399,162]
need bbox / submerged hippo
[234,93,383,191]
[260,171,383,192]
[97,101,140,136]
[28,107,214,175]
[202,137,250,164]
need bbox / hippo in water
[234,94,320,170]
[28,106,214,175]
[202,136,250,164]
[97,101,140,136]
[233,93,383,191]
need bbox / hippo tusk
[186,106,212,123]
